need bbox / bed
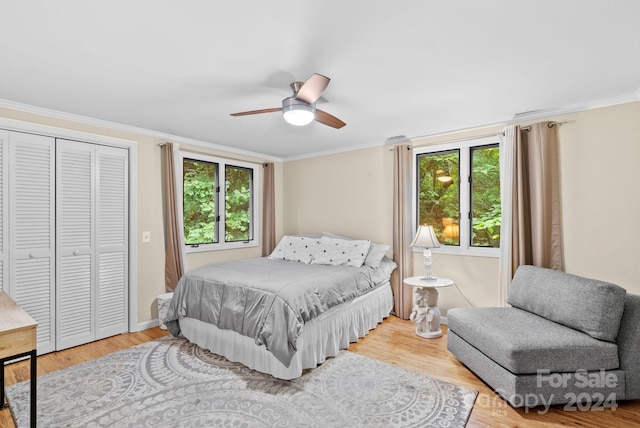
[164,235,396,379]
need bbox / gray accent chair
[447,265,640,408]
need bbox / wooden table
[404,276,454,339]
[0,291,37,428]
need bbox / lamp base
[422,248,437,282]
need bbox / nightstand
[404,276,454,338]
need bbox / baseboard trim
[132,319,160,332]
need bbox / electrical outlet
[142,231,151,243]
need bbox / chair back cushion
[507,265,626,342]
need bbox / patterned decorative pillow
[311,236,371,267]
[321,232,389,267]
[269,236,317,263]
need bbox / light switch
[142,231,151,243]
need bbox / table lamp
[410,225,441,281]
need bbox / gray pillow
[507,265,626,342]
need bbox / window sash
[182,157,219,246]
[470,144,501,248]
[415,149,461,246]
[224,164,254,243]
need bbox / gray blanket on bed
[165,257,396,367]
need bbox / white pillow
[322,232,389,267]
[322,232,352,240]
[311,236,371,267]
[269,236,317,264]
[363,243,390,267]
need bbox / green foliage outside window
[182,159,253,245]
[225,165,252,242]
[471,146,501,247]
[417,150,460,245]
[417,145,501,248]
[183,159,217,245]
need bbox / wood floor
[1,317,638,427]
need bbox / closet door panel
[9,131,56,354]
[96,146,128,338]
[56,139,95,350]
[0,131,7,292]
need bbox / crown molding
[2,92,638,164]
[408,92,640,145]
[0,98,284,163]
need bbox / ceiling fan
[230,73,346,129]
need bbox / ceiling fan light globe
[282,97,315,126]
[283,109,315,126]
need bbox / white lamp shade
[410,225,441,249]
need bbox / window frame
[412,135,500,258]
[178,150,260,253]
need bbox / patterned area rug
[7,337,477,427]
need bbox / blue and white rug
[7,337,476,427]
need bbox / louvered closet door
[56,139,96,350]
[8,131,56,354]
[56,140,129,350]
[0,131,8,292]
[96,145,128,339]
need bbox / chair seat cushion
[448,307,619,374]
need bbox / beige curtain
[511,122,563,275]
[392,143,414,319]
[162,143,184,292]
[498,126,516,305]
[262,162,276,256]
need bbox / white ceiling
[1,1,639,160]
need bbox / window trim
[412,135,500,258]
[178,150,260,253]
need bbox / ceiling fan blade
[296,73,330,104]
[315,109,346,129]
[230,107,281,116]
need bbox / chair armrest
[617,293,640,399]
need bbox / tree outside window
[181,154,258,250]
[183,158,217,245]
[416,138,501,251]
[225,165,252,242]
[417,150,460,245]
[471,145,501,247]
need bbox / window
[180,151,259,251]
[414,136,501,256]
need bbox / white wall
[283,101,640,317]
[283,147,393,246]
[555,102,640,293]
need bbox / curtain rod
[158,142,268,166]
[390,120,569,151]
[519,121,568,132]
